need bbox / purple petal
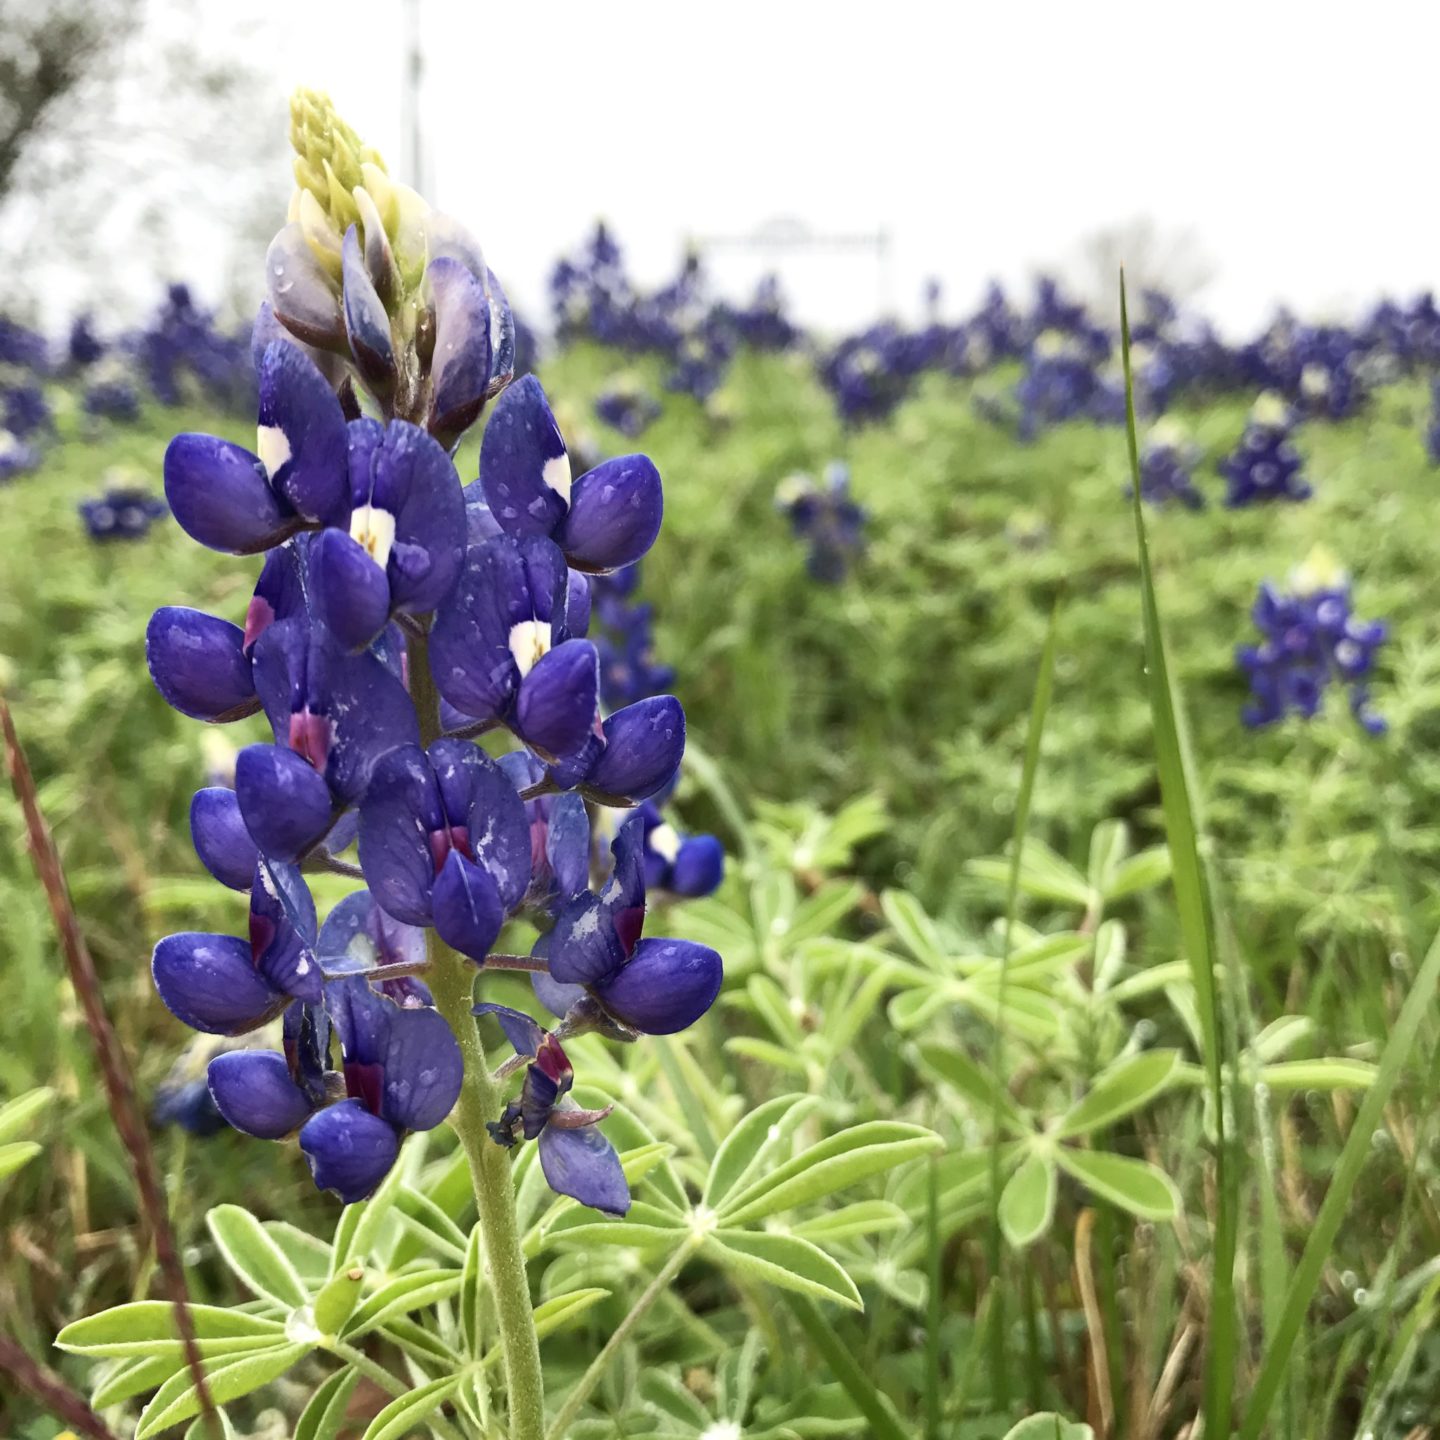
[163,435,294,555]
[670,835,725,898]
[538,1119,631,1215]
[235,743,335,863]
[299,1100,400,1204]
[341,224,395,391]
[257,342,350,525]
[560,455,663,573]
[190,787,259,891]
[429,537,530,720]
[531,969,586,1021]
[250,860,322,1003]
[369,421,466,614]
[309,528,392,651]
[152,933,287,1035]
[246,541,309,654]
[146,607,259,723]
[357,744,442,925]
[546,793,591,901]
[207,1051,315,1139]
[426,257,493,446]
[565,570,592,637]
[266,222,346,351]
[478,375,570,540]
[485,267,517,385]
[316,889,427,975]
[432,849,504,963]
[429,739,532,911]
[473,1002,546,1058]
[583,697,686,804]
[595,937,722,1035]
[515,640,600,762]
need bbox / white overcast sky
[151,1,1440,336]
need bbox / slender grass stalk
[326,1340,469,1440]
[408,636,546,1440]
[924,1157,942,1439]
[1239,923,1440,1439]
[546,1236,702,1440]
[0,690,218,1437]
[1119,274,1240,1434]
[783,1295,911,1440]
[987,595,1062,1410]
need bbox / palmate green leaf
[91,1353,184,1409]
[969,838,1094,911]
[1104,845,1172,901]
[1251,1015,1315,1063]
[360,1373,461,1440]
[717,1121,943,1226]
[999,1150,1056,1248]
[334,1158,406,1270]
[888,976,1059,1041]
[207,1204,309,1308]
[744,973,805,1045]
[540,1199,687,1253]
[57,1302,285,1358]
[784,880,867,947]
[531,1286,611,1341]
[705,1229,862,1309]
[182,1410,237,1440]
[339,1267,463,1340]
[1107,960,1191,1004]
[294,1367,362,1440]
[461,1220,483,1359]
[916,1043,1031,1135]
[725,1036,811,1073]
[1256,1058,1377,1090]
[0,1085,55,1143]
[702,1092,825,1208]
[782,1296,909,1440]
[1002,1414,1095,1439]
[135,1343,308,1439]
[1056,1149,1180,1222]
[1087,819,1130,896]
[0,1140,41,1180]
[791,1200,909,1243]
[261,1220,333,1286]
[879,889,948,970]
[392,1183,470,1264]
[639,1367,714,1427]
[1057,1050,1181,1138]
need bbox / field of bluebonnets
[4,94,1440,1440]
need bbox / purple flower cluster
[590,562,675,709]
[595,379,663,439]
[1220,394,1312,506]
[1132,421,1205,509]
[1237,550,1388,735]
[79,485,168,541]
[0,429,41,483]
[145,154,722,1212]
[776,462,868,583]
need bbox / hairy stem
[409,633,546,1440]
[545,1237,700,1440]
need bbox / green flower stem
[545,1235,702,1440]
[410,632,546,1440]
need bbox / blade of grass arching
[1119,275,1239,1435]
[1238,924,1440,1440]
[925,1157,942,1440]
[784,1296,910,1440]
[987,595,1062,1413]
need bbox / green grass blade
[784,1295,910,1440]
[1119,273,1239,1433]
[1239,923,1440,1439]
[988,593,1062,1410]
[925,1157,942,1439]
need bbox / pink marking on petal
[288,708,332,770]
[614,904,645,959]
[344,1060,386,1117]
[242,595,276,654]
[535,1034,572,1085]
[249,911,277,967]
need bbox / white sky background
[26,0,1440,337]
